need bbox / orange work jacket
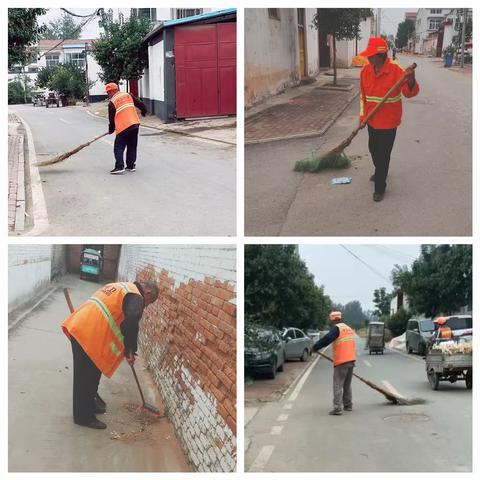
[438,326,452,340]
[110,92,140,135]
[62,282,141,378]
[359,58,420,129]
[332,323,356,366]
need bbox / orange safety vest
[359,57,420,129]
[110,92,140,135]
[332,323,356,366]
[62,282,141,378]
[438,326,452,340]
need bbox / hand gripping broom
[63,287,162,416]
[294,63,417,172]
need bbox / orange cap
[105,82,118,92]
[434,317,447,325]
[359,37,389,58]
[329,311,342,321]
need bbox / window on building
[268,8,280,21]
[430,9,442,14]
[297,8,305,27]
[428,18,442,30]
[64,52,85,68]
[134,8,157,22]
[45,54,60,68]
[175,9,202,19]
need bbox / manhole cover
[383,413,430,423]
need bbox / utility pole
[460,8,467,68]
[84,42,90,106]
[377,8,382,36]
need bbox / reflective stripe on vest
[111,92,140,135]
[332,323,356,366]
[439,327,452,339]
[365,93,402,104]
[61,282,140,377]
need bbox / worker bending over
[313,311,356,415]
[433,316,453,342]
[62,280,159,429]
[358,38,419,202]
[105,82,147,174]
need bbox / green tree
[40,12,82,40]
[373,287,391,316]
[342,300,369,329]
[36,65,57,88]
[395,19,415,49]
[386,308,411,337]
[244,245,332,331]
[313,8,373,85]
[91,14,151,83]
[391,244,472,318]
[8,8,47,69]
[48,63,93,101]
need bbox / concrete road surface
[245,337,471,472]
[12,105,235,236]
[245,55,471,236]
[9,276,190,472]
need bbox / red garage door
[175,23,236,118]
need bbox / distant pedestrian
[105,83,147,174]
[313,311,356,415]
[358,37,419,202]
[62,280,159,429]
[392,46,397,60]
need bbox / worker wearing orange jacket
[358,38,419,202]
[313,311,356,415]
[105,83,147,175]
[62,280,159,429]
[433,317,453,341]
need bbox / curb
[84,109,236,147]
[14,112,50,235]
[245,90,359,146]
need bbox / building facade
[414,8,452,54]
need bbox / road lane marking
[270,425,283,435]
[363,360,372,367]
[59,117,71,124]
[249,445,275,472]
[382,380,406,399]
[287,354,320,403]
[283,403,293,410]
[276,413,289,422]
[101,138,114,146]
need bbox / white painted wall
[9,245,52,312]
[336,17,374,68]
[305,9,319,77]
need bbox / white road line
[270,425,284,435]
[100,138,114,146]
[276,413,289,422]
[283,403,293,410]
[382,380,406,399]
[59,118,71,124]
[249,445,275,472]
[363,360,372,367]
[287,354,320,403]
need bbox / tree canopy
[245,245,332,331]
[40,12,82,40]
[332,300,369,330]
[91,14,151,83]
[395,19,415,49]
[8,8,46,69]
[373,287,392,316]
[391,244,472,318]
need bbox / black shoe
[125,166,136,172]
[95,404,106,414]
[329,409,343,415]
[344,406,353,411]
[95,394,106,408]
[110,167,125,174]
[373,192,385,202]
[76,418,107,429]
[369,174,375,182]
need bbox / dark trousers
[368,125,397,194]
[114,125,139,169]
[333,361,354,410]
[71,337,101,424]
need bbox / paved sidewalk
[245,70,359,144]
[76,102,236,145]
[8,113,25,233]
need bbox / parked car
[406,318,435,355]
[306,328,320,342]
[281,327,313,361]
[245,326,285,379]
[445,314,472,338]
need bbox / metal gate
[175,22,236,118]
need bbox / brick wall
[8,245,52,311]
[117,245,236,472]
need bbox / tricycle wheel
[466,371,472,390]
[428,370,440,390]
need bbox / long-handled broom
[294,63,417,172]
[63,287,162,416]
[317,351,424,406]
[36,132,109,167]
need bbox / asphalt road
[8,275,190,472]
[12,104,235,236]
[245,55,472,236]
[245,337,471,472]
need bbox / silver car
[282,327,313,362]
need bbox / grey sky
[380,8,413,37]
[38,8,102,39]
[299,245,422,311]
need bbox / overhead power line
[61,8,100,18]
[340,245,390,283]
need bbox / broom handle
[130,364,146,405]
[64,288,75,314]
[359,62,417,129]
